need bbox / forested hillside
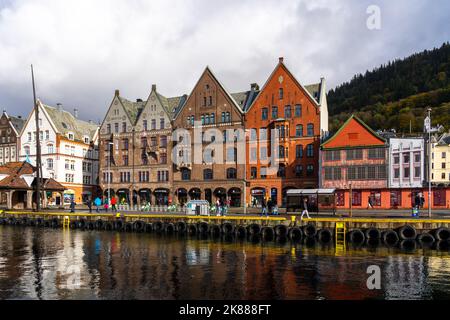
[328,42,450,133]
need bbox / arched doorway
[205,189,212,205]
[64,189,75,205]
[116,189,130,205]
[251,188,266,208]
[12,190,27,210]
[228,188,241,207]
[139,189,152,205]
[176,188,188,206]
[154,188,169,205]
[188,188,201,200]
[214,188,227,203]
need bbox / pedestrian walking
[94,197,101,213]
[70,199,76,213]
[87,198,92,213]
[367,196,374,209]
[261,198,268,217]
[300,197,310,220]
[104,199,109,212]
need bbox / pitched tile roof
[9,116,26,134]
[42,103,99,142]
[0,161,65,190]
[438,133,450,146]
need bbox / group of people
[215,198,230,216]
[414,192,426,210]
[69,196,119,213]
[260,198,280,217]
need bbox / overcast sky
[0,0,449,122]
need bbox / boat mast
[31,64,42,212]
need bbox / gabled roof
[173,66,245,120]
[1,111,26,136]
[321,114,386,149]
[0,161,65,190]
[117,96,146,125]
[246,59,321,113]
[437,133,450,146]
[40,102,99,142]
[231,88,260,112]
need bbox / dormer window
[84,136,90,144]
[68,132,74,140]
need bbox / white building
[19,100,99,205]
[388,137,425,189]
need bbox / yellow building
[432,133,450,186]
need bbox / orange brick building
[245,58,328,207]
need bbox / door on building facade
[352,191,362,206]
[154,189,169,205]
[227,188,241,207]
[370,190,382,207]
[433,188,447,207]
[336,191,345,207]
[251,188,266,207]
[390,190,402,208]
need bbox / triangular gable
[246,59,320,113]
[1,112,20,136]
[99,92,135,132]
[321,115,386,149]
[135,86,173,127]
[173,66,244,121]
[20,100,59,138]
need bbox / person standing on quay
[87,198,92,213]
[104,199,109,212]
[94,197,102,213]
[111,196,117,212]
[70,199,76,213]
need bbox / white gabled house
[19,100,100,206]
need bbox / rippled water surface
[1,225,450,300]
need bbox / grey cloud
[0,0,449,122]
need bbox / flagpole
[31,65,41,212]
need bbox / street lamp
[108,141,114,206]
[427,108,432,218]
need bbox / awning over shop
[286,189,336,196]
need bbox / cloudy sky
[0,0,449,122]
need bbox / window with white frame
[47,158,54,169]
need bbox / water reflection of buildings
[1,226,450,300]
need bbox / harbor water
[1,225,450,300]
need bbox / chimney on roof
[251,83,260,91]
[152,84,157,91]
[279,57,284,63]
[56,103,63,111]
[115,89,120,97]
[74,108,79,119]
[136,99,143,103]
